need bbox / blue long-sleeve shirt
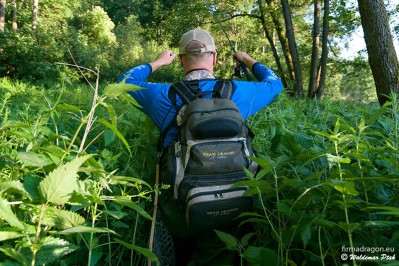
[118,62,283,147]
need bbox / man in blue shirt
[119,29,283,265]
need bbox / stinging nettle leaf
[38,155,92,205]
[40,206,86,229]
[16,151,53,167]
[0,231,24,241]
[0,197,25,230]
[0,180,30,199]
[23,175,42,201]
[214,230,239,251]
[35,236,79,265]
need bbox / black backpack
[161,79,258,232]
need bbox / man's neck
[183,69,215,80]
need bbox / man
[118,29,283,265]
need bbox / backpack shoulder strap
[213,80,234,99]
[168,80,199,105]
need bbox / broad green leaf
[247,156,273,170]
[57,225,116,235]
[16,151,53,167]
[38,155,92,205]
[114,238,159,266]
[280,133,302,154]
[327,179,359,196]
[367,206,399,216]
[0,245,28,265]
[0,197,25,230]
[103,129,116,146]
[55,103,81,112]
[242,246,278,265]
[240,232,256,247]
[102,82,141,99]
[294,132,314,149]
[99,118,131,156]
[23,175,42,201]
[363,221,399,229]
[326,154,351,165]
[100,101,117,125]
[0,181,30,199]
[111,221,129,228]
[35,236,78,265]
[301,222,312,248]
[0,120,30,129]
[314,219,338,229]
[0,231,24,241]
[112,196,152,220]
[301,214,323,247]
[214,230,238,251]
[366,104,387,125]
[40,206,85,229]
[312,130,336,140]
[109,176,151,188]
[338,222,360,233]
[102,210,128,220]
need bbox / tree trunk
[258,0,288,88]
[11,0,16,30]
[0,0,6,32]
[308,0,321,98]
[265,0,295,85]
[280,0,303,97]
[316,0,330,99]
[358,0,399,105]
[32,0,38,31]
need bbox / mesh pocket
[185,140,248,175]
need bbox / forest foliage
[0,0,399,265]
[1,0,397,99]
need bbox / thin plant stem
[88,202,99,266]
[334,141,356,266]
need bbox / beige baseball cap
[179,29,216,55]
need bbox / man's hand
[233,52,257,69]
[149,50,176,72]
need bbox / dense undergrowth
[0,77,398,265]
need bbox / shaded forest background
[0,0,398,102]
[1,1,399,266]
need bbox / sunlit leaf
[327,179,359,196]
[0,181,30,199]
[35,237,78,265]
[0,197,25,230]
[0,231,24,241]
[57,225,116,235]
[16,151,53,167]
[38,155,92,205]
[40,207,86,229]
[99,118,131,156]
[55,103,81,112]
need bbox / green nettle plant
[1,76,399,266]
[218,95,399,265]
[0,76,160,265]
